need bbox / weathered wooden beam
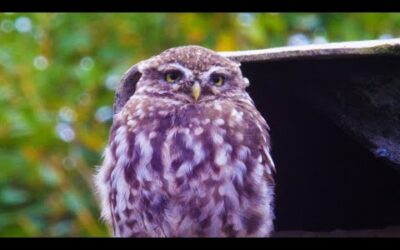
[219,38,400,62]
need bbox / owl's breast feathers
[95,96,275,237]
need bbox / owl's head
[114,46,250,114]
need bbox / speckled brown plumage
[95,46,275,237]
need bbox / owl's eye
[164,70,182,83]
[210,74,225,86]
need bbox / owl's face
[133,46,250,104]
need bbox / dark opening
[242,58,400,232]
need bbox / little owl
[95,45,275,237]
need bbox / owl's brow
[202,66,231,79]
[157,63,193,78]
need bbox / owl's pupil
[169,73,178,79]
[211,74,224,86]
[165,71,181,83]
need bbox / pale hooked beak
[192,81,201,102]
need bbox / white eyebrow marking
[201,66,231,82]
[158,63,193,79]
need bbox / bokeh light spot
[105,74,119,91]
[56,123,75,142]
[15,16,32,33]
[313,36,328,44]
[1,19,14,33]
[287,33,311,46]
[237,13,254,27]
[80,56,94,71]
[95,106,113,123]
[379,34,393,40]
[58,107,76,123]
[33,55,49,71]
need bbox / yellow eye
[164,70,182,83]
[211,74,225,86]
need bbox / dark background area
[242,58,400,233]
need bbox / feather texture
[95,46,275,237]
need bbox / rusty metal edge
[218,38,400,62]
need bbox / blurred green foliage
[0,13,399,237]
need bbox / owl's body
[95,46,275,237]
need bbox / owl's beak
[192,81,201,102]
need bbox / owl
[95,45,275,237]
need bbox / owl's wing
[114,64,142,115]
[261,141,275,175]
[259,119,276,175]
[246,102,276,176]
